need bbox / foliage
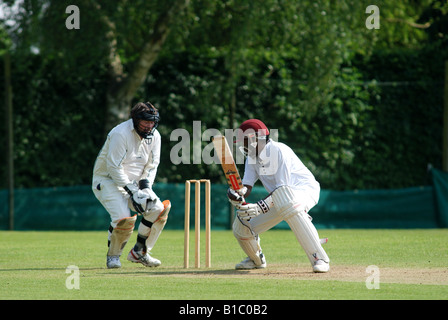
[0,54,108,186]
[0,0,447,190]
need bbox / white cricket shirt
[242,140,320,200]
[93,119,161,187]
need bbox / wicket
[184,179,211,268]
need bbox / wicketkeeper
[92,102,171,269]
[228,119,330,273]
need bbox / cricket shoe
[127,248,161,267]
[313,260,330,273]
[107,255,122,269]
[235,255,267,270]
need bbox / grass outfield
[0,229,447,300]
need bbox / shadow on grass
[97,268,252,277]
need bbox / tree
[2,0,191,132]
[96,0,191,132]
[1,0,445,189]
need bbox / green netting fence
[1,169,447,231]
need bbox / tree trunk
[103,0,190,133]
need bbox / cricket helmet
[239,119,270,137]
[237,119,270,157]
[131,102,160,139]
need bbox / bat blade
[212,135,244,191]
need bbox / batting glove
[236,197,273,221]
[227,188,246,207]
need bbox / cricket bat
[212,135,244,191]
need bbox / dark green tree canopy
[1,0,447,190]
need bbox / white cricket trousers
[248,188,319,234]
[92,178,132,228]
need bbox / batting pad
[232,216,264,265]
[108,215,137,256]
[286,213,330,265]
[138,198,166,237]
[271,185,329,265]
[145,200,171,252]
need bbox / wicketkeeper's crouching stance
[92,102,171,269]
[229,119,330,273]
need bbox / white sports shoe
[235,255,267,270]
[313,260,330,273]
[107,255,122,269]
[127,249,161,267]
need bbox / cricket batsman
[228,119,330,273]
[92,102,171,269]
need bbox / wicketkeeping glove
[124,180,156,214]
[138,179,157,202]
